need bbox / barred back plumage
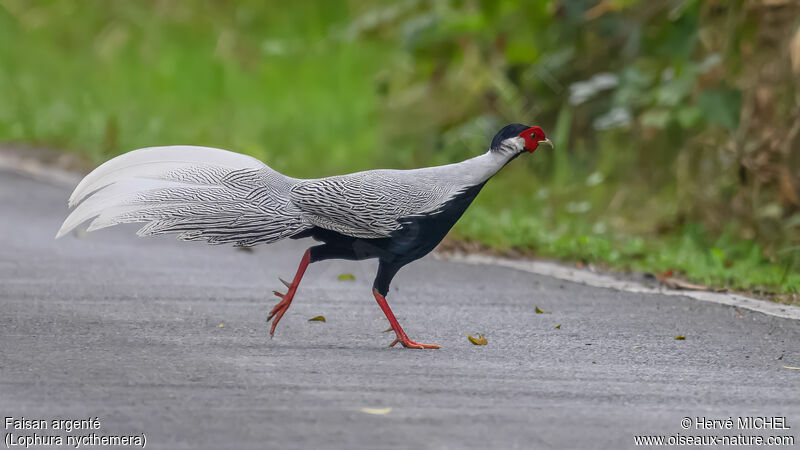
[291,170,460,239]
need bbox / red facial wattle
[518,126,547,152]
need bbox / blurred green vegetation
[0,0,798,297]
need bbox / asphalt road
[1,168,799,449]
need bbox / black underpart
[292,182,487,297]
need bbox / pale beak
[539,138,554,149]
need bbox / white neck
[430,149,520,188]
[415,137,524,187]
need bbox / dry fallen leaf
[360,407,392,415]
[655,269,674,281]
[791,26,800,74]
[308,316,326,322]
[661,277,709,291]
[783,366,800,370]
[218,323,224,328]
[674,335,686,340]
[632,345,642,349]
[467,333,488,345]
[554,324,561,329]
[535,306,549,314]
[337,273,355,281]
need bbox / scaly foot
[266,278,295,335]
[389,336,441,349]
[372,289,440,349]
[266,250,311,336]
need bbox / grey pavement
[1,168,799,449]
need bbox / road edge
[441,253,800,321]
[0,147,82,188]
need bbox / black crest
[490,123,530,151]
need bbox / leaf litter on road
[467,333,487,345]
[361,408,392,415]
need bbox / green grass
[454,203,800,295]
[0,1,797,299]
[0,1,385,176]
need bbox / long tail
[56,146,312,246]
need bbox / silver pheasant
[57,124,552,348]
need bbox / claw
[388,336,440,349]
[265,249,311,337]
[372,289,439,349]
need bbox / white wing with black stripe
[290,169,464,239]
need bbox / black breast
[384,182,486,265]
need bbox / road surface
[1,168,799,449]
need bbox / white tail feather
[57,146,311,245]
[68,146,265,207]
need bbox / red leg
[267,249,311,335]
[372,289,440,349]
